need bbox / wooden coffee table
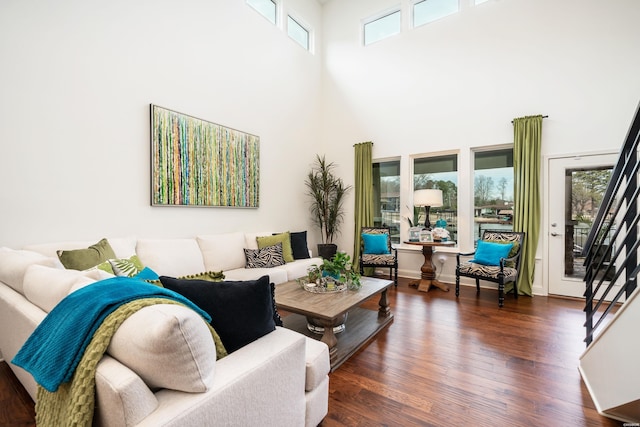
[275,277,394,371]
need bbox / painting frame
[150,104,260,208]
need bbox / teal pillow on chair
[362,233,390,255]
[471,240,514,266]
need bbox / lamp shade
[414,189,443,207]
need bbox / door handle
[550,232,561,237]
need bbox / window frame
[287,14,312,52]
[362,7,402,46]
[412,0,460,29]
[246,0,279,26]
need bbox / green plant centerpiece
[299,252,361,292]
[305,154,351,260]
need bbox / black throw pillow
[290,231,310,260]
[270,281,283,327]
[160,275,276,353]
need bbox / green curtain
[512,115,543,296]
[353,142,374,271]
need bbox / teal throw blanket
[12,277,211,392]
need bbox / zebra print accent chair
[359,227,398,286]
[455,230,525,307]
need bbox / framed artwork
[420,230,434,243]
[150,104,259,207]
[408,227,422,242]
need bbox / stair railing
[583,101,640,346]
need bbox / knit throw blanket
[12,277,226,427]
[37,297,221,427]
[13,277,212,392]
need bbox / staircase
[578,101,640,423]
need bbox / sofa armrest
[136,327,307,427]
[94,355,158,427]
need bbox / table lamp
[414,189,443,230]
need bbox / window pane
[373,160,401,243]
[247,0,276,25]
[414,0,459,28]
[473,149,514,243]
[413,154,458,241]
[288,16,309,50]
[364,11,401,45]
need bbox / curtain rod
[353,142,374,147]
[511,115,548,124]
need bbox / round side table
[404,240,456,292]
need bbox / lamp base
[423,205,432,230]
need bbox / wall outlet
[437,254,447,264]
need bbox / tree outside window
[413,154,458,241]
[473,149,514,243]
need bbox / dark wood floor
[320,277,622,427]
[0,277,623,426]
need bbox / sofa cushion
[197,232,246,271]
[304,338,330,392]
[57,238,117,271]
[160,275,276,353]
[283,258,323,282]
[22,265,99,312]
[24,236,137,259]
[107,304,217,392]
[222,267,288,284]
[0,247,56,294]
[244,243,286,268]
[136,238,205,277]
[290,231,311,260]
[257,233,293,263]
[244,231,273,250]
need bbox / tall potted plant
[305,154,351,259]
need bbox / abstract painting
[151,105,259,207]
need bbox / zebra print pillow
[244,243,286,268]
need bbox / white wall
[320,0,640,287]
[0,0,323,248]
[2,0,640,284]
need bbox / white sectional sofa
[0,232,329,427]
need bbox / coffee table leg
[319,319,338,363]
[378,288,391,318]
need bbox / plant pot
[317,243,337,260]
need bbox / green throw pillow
[57,238,116,271]
[146,270,225,287]
[257,232,294,263]
[107,255,146,277]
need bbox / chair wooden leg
[498,277,505,307]
[455,272,460,297]
[393,266,398,286]
[475,279,480,295]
